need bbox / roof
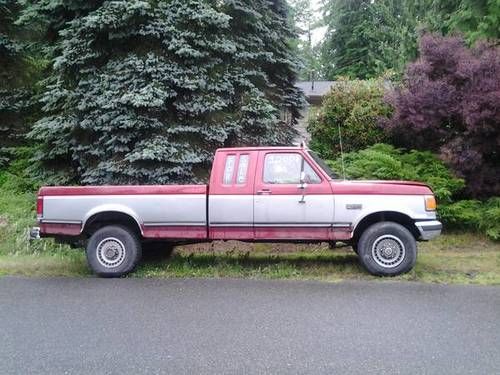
[215,146,307,152]
[295,81,336,98]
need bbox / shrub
[308,78,392,159]
[439,198,500,241]
[327,144,464,203]
[0,146,40,194]
[382,33,500,198]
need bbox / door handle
[256,189,272,195]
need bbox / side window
[223,155,236,185]
[236,154,249,184]
[223,154,250,185]
[303,160,321,184]
[263,153,321,184]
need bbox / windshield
[307,151,337,179]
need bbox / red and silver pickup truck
[31,145,441,277]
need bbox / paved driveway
[0,277,499,374]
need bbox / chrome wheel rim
[96,237,126,268]
[371,235,405,268]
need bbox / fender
[82,204,143,235]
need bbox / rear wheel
[86,225,142,277]
[357,221,417,276]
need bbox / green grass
[0,188,499,284]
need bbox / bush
[308,78,392,159]
[0,146,40,194]
[439,198,500,241]
[382,34,500,198]
[327,144,464,203]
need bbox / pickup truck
[31,145,442,277]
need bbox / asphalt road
[0,277,499,375]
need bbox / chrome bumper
[28,227,41,240]
[415,220,442,240]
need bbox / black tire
[352,244,358,254]
[357,221,417,276]
[86,225,142,278]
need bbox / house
[294,80,335,142]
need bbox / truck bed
[38,185,209,239]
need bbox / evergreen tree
[23,0,303,185]
[288,0,323,80]
[449,0,500,44]
[321,0,431,79]
[0,0,31,167]
[321,0,375,79]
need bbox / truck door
[253,150,335,240]
[208,150,257,240]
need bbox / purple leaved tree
[382,34,500,198]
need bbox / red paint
[254,227,351,241]
[36,196,44,217]
[38,185,207,196]
[331,181,432,195]
[209,150,258,195]
[142,226,207,239]
[209,227,254,240]
[40,223,81,236]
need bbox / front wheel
[357,222,417,276]
[86,225,142,277]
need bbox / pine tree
[23,0,303,185]
[288,0,323,80]
[321,0,431,79]
[0,0,31,167]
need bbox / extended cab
[31,146,442,277]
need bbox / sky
[303,0,327,46]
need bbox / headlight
[424,195,437,211]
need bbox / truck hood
[330,180,433,195]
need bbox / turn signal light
[425,195,437,211]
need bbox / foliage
[320,0,431,79]
[451,0,500,43]
[327,144,465,203]
[0,0,34,167]
[287,0,323,80]
[21,0,304,185]
[439,198,500,241]
[308,79,391,159]
[383,34,500,198]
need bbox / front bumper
[415,220,442,240]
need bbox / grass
[0,187,499,284]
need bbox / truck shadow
[140,248,363,275]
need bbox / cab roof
[215,145,309,152]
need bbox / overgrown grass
[0,187,498,284]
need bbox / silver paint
[42,194,207,234]
[254,194,335,227]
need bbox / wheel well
[83,211,142,237]
[352,211,419,243]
